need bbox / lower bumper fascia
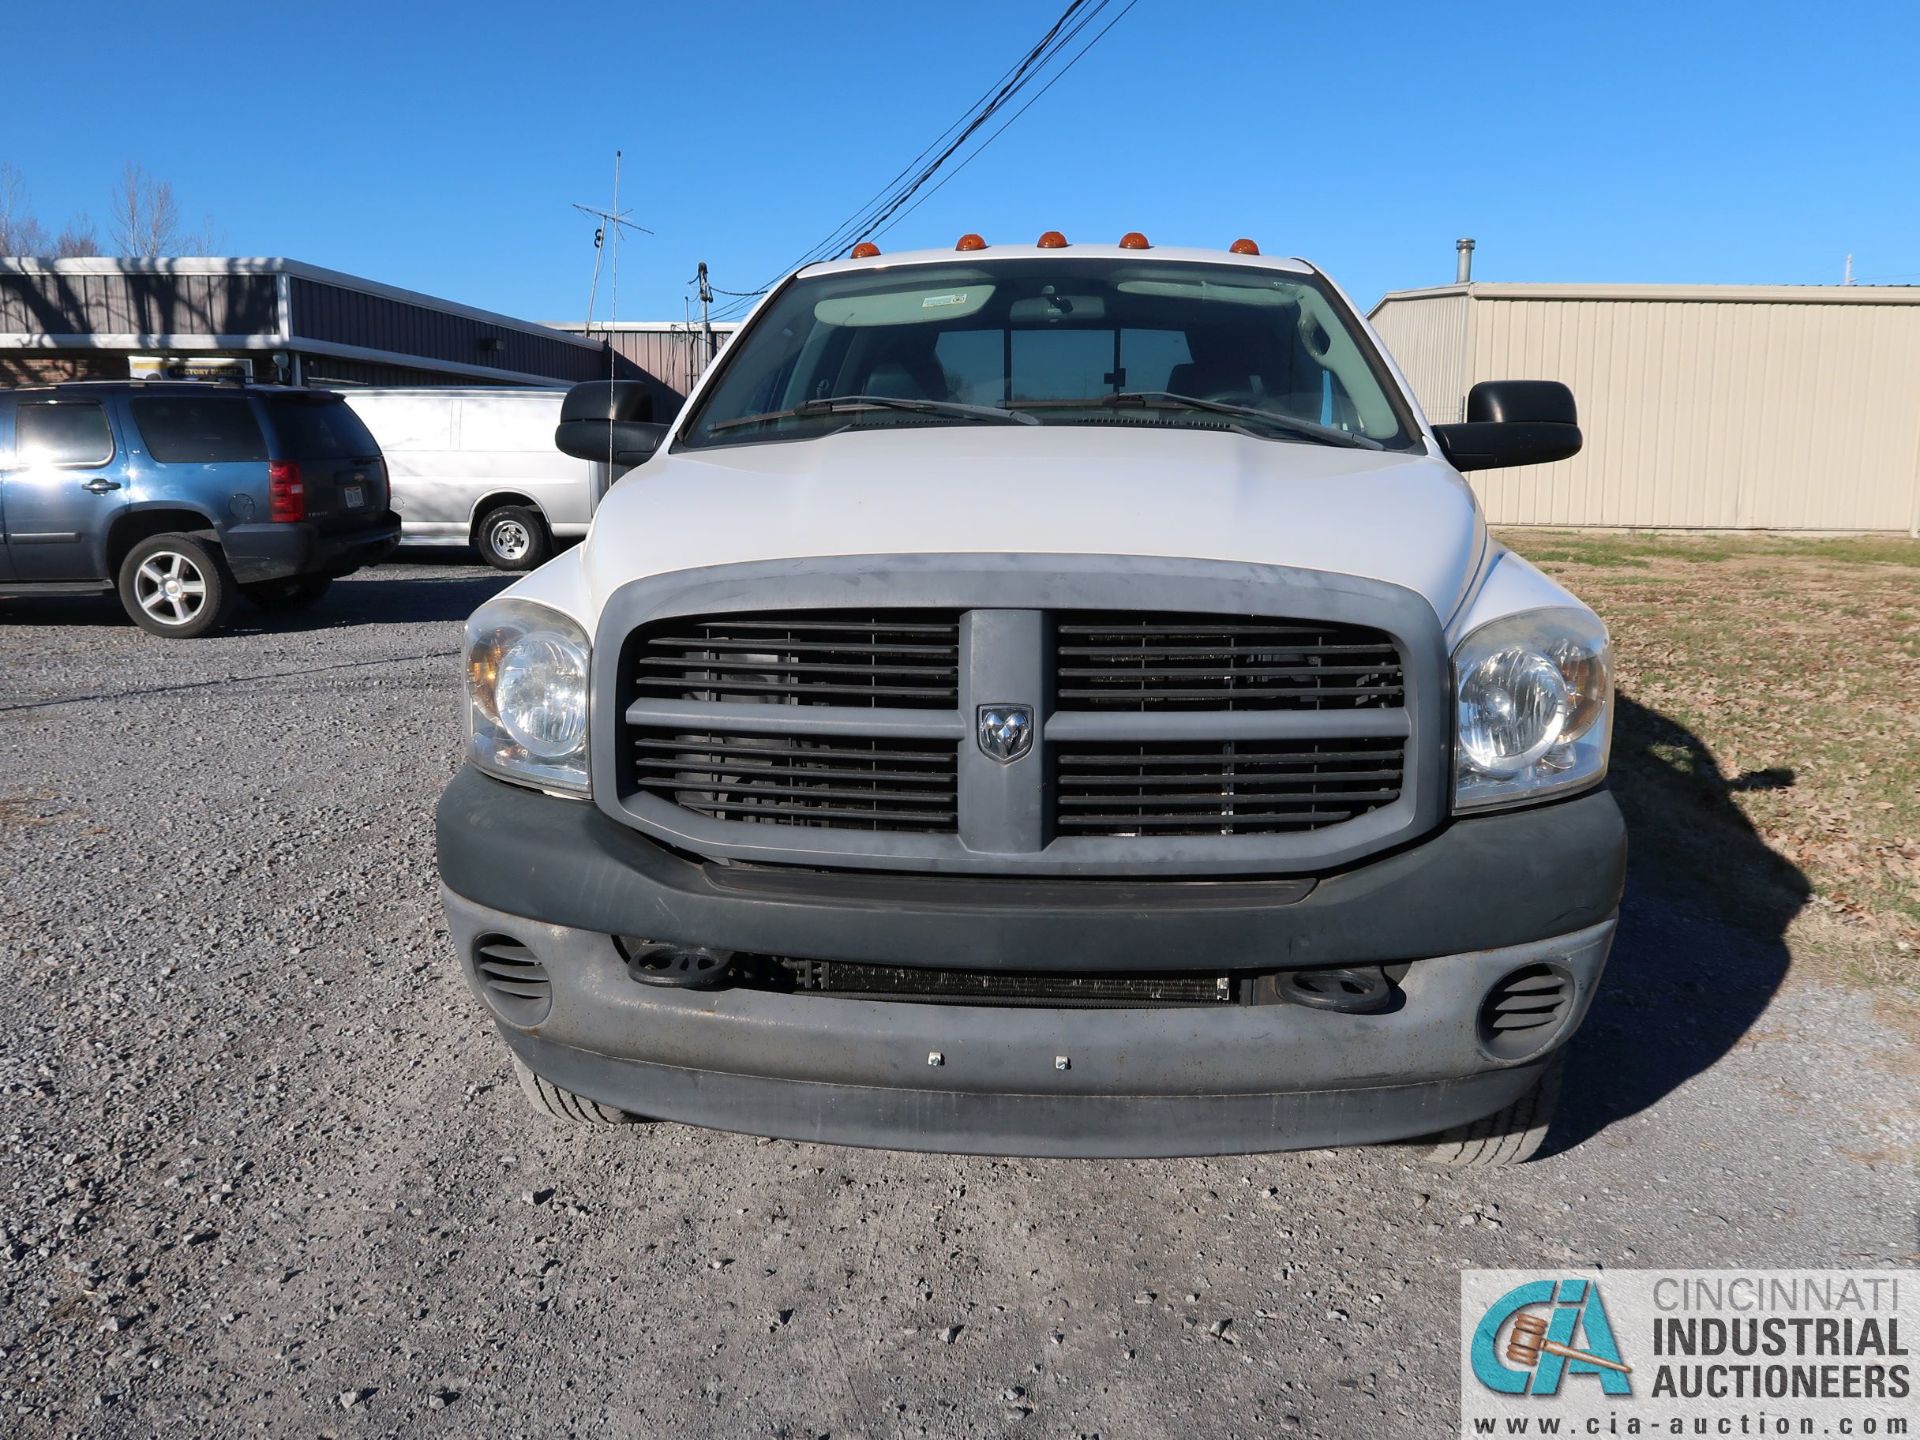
[503,1030,1549,1159]
[444,885,1616,1157]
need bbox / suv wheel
[117,534,233,639]
[1420,1050,1565,1167]
[476,505,551,571]
[240,575,334,611]
[511,1056,638,1125]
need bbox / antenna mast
[572,150,653,334]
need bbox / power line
[839,0,1103,253]
[873,0,1141,244]
[772,31,1064,278]
[707,0,1133,319]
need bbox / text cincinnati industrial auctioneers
[1646,1274,1909,1403]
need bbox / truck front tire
[511,1056,638,1125]
[1420,1050,1565,1167]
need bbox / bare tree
[0,162,52,256]
[111,162,181,258]
[2,162,211,258]
[55,214,101,258]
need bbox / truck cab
[435,234,1620,1163]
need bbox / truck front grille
[608,575,1436,876]
[630,610,960,709]
[1053,737,1406,836]
[1054,613,1402,710]
[631,729,959,832]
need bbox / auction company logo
[1471,1277,1635,1397]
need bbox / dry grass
[1503,528,1920,994]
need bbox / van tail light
[269,461,306,523]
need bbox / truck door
[1,396,129,582]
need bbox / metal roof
[1,256,603,348]
[798,243,1318,278]
[1374,281,1920,310]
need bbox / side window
[130,397,268,463]
[17,402,114,466]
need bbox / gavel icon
[1506,1312,1633,1375]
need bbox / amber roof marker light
[850,242,881,259]
[1230,238,1261,255]
[1118,231,1151,249]
[1036,230,1069,248]
[955,233,988,251]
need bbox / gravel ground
[1,557,1914,1438]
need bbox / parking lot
[2,553,1915,1438]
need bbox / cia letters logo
[1470,1277,1633,1397]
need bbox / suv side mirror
[1432,380,1582,472]
[555,380,667,465]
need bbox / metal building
[1370,281,1920,534]
[548,321,737,415]
[0,257,637,390]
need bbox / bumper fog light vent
[473,936,552,1026]
[1478,962,1574,1061]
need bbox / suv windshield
[681,258,1417,451]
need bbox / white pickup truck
[435,233,1622,1163]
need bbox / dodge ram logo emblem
[977,704,1034,764]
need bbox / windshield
[680,258,1418,451]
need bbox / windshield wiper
[708,394,1037,434]
[1081,391,1382,449]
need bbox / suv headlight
[466,599,591,797]
[1453,607,1611,812]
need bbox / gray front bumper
[441,884,1616,1157]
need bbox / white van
[343,388,611,570]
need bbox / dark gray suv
[0,381,400,637]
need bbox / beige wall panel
[1372,287,1920,531]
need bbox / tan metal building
[548,321,738,416]
[1369,282,1920,534]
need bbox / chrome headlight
[1453,608,1611,812]
[466,599,590,797]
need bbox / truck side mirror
[555,380,667,465]
[1432,380,1582,472]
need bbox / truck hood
[581,425,1487,622]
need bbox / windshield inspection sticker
[1460,1269,1914,1437]
[920,292,969,308]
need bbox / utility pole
[694,262,716,364]
[1843,253,1854,286]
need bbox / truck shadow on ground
[1544,692,1808,1158]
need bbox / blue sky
[8,1,1917,322]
